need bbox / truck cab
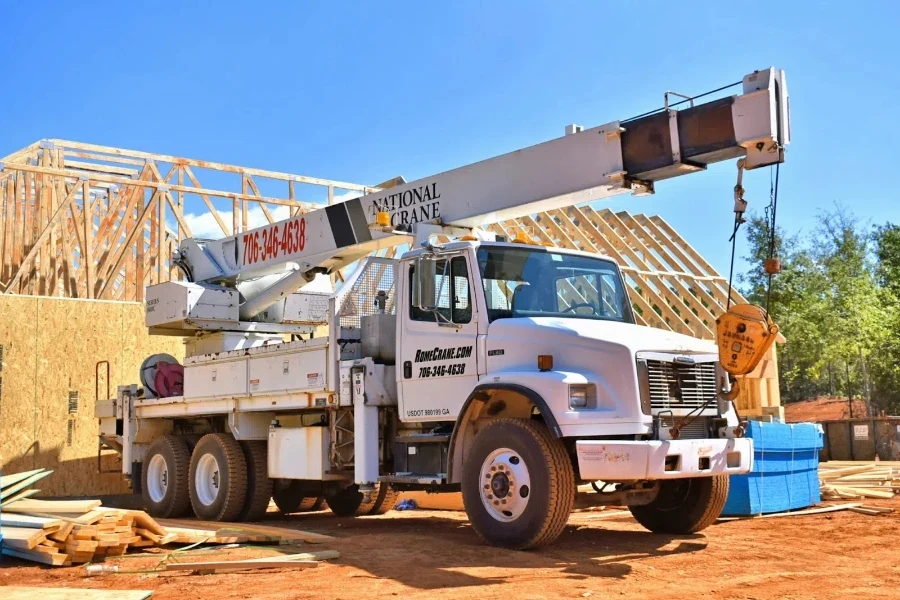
[343,239,750,547]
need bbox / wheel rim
[195,453,221,506]
[480,447,531,522]
[146,454,169,503]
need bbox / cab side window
[410,256,472,324]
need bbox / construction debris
[0,468,334,567]
[819,461,900,500]
[156,518,335,544]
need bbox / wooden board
[1,526,48,549]
[0,587,153,600]
[164,559,319,573]
[156,518,335,544]
[0,514,64,529]
[1,546,69,566]
[6,498,102,514]
[0,469,48,490]
[0,470,52,501]
[718,503,863,521]
[242,550,340,563]
[0,488,41,508]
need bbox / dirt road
[2,501,898,600]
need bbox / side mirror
[413,257,438,310]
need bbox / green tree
[869,224,900,413]
[741,206,899,412]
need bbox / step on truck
[96,67,789,549]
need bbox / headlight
[569,384,595,409]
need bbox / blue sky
[2,1,898,281]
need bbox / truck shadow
[266,511,707,590]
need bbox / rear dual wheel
[240,441,273,521]
[273,480,325,514]
[144,433,272,522]
[142,435,192,518]
[326,483,399,517]
[189,433,249,521]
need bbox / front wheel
[462,419,575,550]
[629,475,729,534]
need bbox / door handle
[403,361,412,379]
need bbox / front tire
[629,475,729,534]
[462,419,575,550]
[189,433,248,521]
[142,435,192,518]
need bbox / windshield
[476,246,633,323]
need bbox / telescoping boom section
[178,68,788,284]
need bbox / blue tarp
[722,421,823,516]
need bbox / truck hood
[488,317,717,356]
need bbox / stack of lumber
[1,468,336,567]
[819,461,900,500]
[1,499,169,566]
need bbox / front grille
[646,360,717,410]
[659,416,710,440]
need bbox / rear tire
[189,433,248,521]
[272,480,308,513]
[462,419,575,550]
[326,484,365,517]
[142,435,192,518]
[369,484,399,515]
[298,496,325,512]
[239,441,272,521]
[356,484,399,515]
[629,475,729,534]
[356,484,395,515]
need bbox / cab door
[399,253,479,423]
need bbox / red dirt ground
[784,396,869,422]
[2,500,899,600]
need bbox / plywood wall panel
[0,296,39,476]
[0,296,182,497]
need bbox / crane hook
[733,158,748,223]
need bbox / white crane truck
[96,67,789,549]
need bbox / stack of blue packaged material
[722,421,823,516]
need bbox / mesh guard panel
[336,258,397,330]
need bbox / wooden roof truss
[0,139,744,340]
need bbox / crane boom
[177,67,788,289]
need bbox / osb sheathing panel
[0,296,39,480]
[0,296,183,496]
